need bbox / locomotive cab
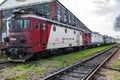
[4,16,33,60]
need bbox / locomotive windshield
[7,18,30,29]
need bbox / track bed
[42,46,119,80]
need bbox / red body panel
[30,18,52,53]
[82,31,91,46]
[82,31,85,46]
[85,33,91,45]
[7,29,32,51]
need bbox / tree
[114,15,120,31]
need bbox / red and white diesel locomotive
[1,9,115,62]
[2,11,92,61]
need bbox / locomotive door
[82,31,86,46]
[33,20,47,52]
[40,21,47,50]
[34,20,42,51]
[76,31,80,46]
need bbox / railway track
[0,60,12,70]
[41,46,119,80]
[0,60,10,64]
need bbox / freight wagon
[91,32,104,46]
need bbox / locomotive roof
[92,32,103,36]
[21,14,89,32]
[0,0,55,10]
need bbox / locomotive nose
[9,35,27,44]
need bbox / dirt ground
[92,49,120,80]
[0,45,117,80]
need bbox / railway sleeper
[66,73,85,78]
[79,63,97,67]
[72,70,89,74]
[59,77,79,80]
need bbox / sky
[58,0,120,38]
[0,0,120,38]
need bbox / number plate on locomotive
[10,38,16,41]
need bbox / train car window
[74,31,76,34]
[88,33,91,37]
[15,20,23,29]
[24,20,30,28]
[28,20,30,28]
[14,19,30,29]
[65,29,67,33]
[80,32,81,35]
[35,21,39,30]
[85,33,87,36]
[53,25,56,32]
[42,23,46,30]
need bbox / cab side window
[24,20,30,28]
[42,23,46,30]
[35,21,39,30]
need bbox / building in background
[0,0,91,43]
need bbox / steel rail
[84,47,119,80]
[0,60,10,64]
[41,46,119,80]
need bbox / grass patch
[2,44,116,80]
[0,56,7,61]
[13,64,33,71]
[114,74,120,80]
[12,74,27,80]
[0,56,5,59]
[113,59,120,68]
[49,44,115,63]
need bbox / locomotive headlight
[4,37,9,42]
